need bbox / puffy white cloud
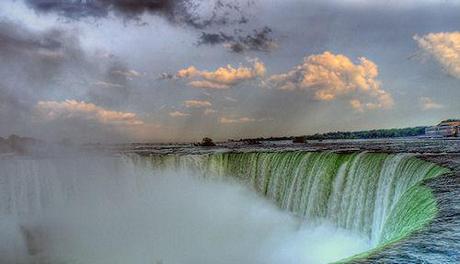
[184,100,212,108]
[268,51,394,110]
[36,100,144,126]
[169,111,190,117]
[420,97,444,110]
[176,59,266,89]
[414,32,460,78]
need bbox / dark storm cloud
[25,0,180,20]
[198,27,276,53]
[0,21,61,51]
[24,0,252,29]
[198,32,233,45]
[24,0,266,53]
[0,19,82,61]
[157,72,174,80]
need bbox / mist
[0,154,370,264]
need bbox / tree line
[232,126,427,143]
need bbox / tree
[200,137,216,146]
[293,136,306,143]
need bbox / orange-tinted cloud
[36,100,144,125]
[420,97,444,110]
[268,52,394,110]
[176,59,266,89]
[169,111,190,117]
[220,116,256,124]
[414,32,460,78]
[184,100,212,108]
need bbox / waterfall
[133,151,449,248]
[0,151,450,263]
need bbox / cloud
[268,51,394,110]
[419,97,444,110]
[94,81,124,88]
[25,0,185,21]
[158,72,175,80]
[36,100,144,126]
[414,32,460,78]
[0,20,87,83]
[175,59,266,89]
[349,99,365,112]
[204,108,217,115]
[0,20,91,135]
[187,80,231,89]
[89,63,141,106]
[184,100,212,108]
[0,18,142,109]
[24,1,267,55]
[169,111,190,117]
[226,27,277,53]
[220,116,256,124]
[198,27,277,53]
[112,69,142,79]
[198,32,233,45]
[24,0,253,29]
[224,96,238,102]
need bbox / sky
[0,0,459,143]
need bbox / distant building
[425,119,460,137]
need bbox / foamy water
[0,155,370,264]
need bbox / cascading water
[132,151,450,260]
[0,154,370,264]
[0,151,451,263]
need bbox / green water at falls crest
[134,151,449,255]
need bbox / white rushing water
[0,155,370,264]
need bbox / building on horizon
[425,119,460,138]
